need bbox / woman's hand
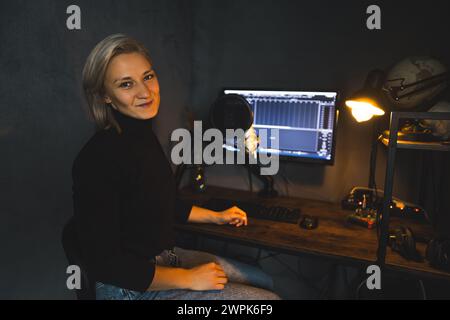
[216,206,248,227]
[187,262,228,291]
[187,205,248,226]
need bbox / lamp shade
[346,69,386,122]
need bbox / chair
[61,217,96,300]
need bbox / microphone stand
[245,153,278,198]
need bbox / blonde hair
[82,34,152,133]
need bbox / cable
[254,248,262,265]
[355,277,367,299]
[247,165,253,193]
[418,280,427,300]
[348,268,367,300]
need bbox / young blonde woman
[72,34,279,300]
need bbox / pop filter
[210,94,253,132]
[208,93,277,198]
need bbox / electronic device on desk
[299,215,319,230]
[204,198,301,224]
[426,236,450,272]
[341,186,428,221]
[389,226,423,262]
[346,194,378,229]
[389,226,450,271]
[191,165,206,193]
[347,211,377,229]
[222,89,339,164]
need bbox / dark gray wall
[0,0,193,299]
[1,0,449,299]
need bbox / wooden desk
[176,186,450,281]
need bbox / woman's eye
[144,73,155,81]
[119,82,132,89]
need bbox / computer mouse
[299,215,318,230]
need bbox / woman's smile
[136,99,153,108]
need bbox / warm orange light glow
[345,99,385,122]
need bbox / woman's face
[103,52,160,120]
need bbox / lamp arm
[385,72,448,100]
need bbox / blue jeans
[95,247,280,300]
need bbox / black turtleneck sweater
[72,109,192,292]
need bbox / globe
[383,56,448,110]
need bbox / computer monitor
[223,89,339,164]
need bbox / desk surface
[176,186,450,281]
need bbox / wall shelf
[381,138,450,151]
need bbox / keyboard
[204,198,301,224]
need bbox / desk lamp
[346,58,449,190]
[345,69,386,123]
[345,69,387,192]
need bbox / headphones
[388,226,422,262]
[426,236,450,272]
[389,226,450,271]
